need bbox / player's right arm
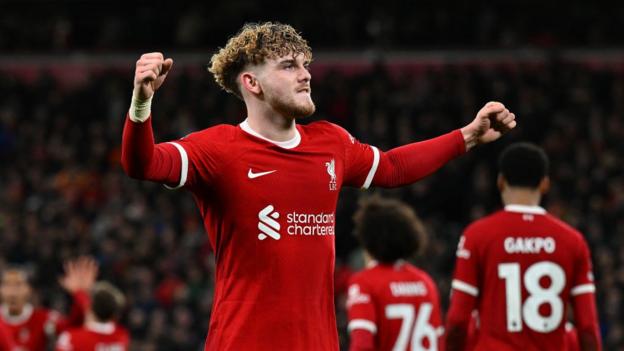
[570,237,601,351]
[121,52,193,186]
[446,232,480,351]
[346,280,377,351]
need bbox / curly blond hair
[208,22,312,99]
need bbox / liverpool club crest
[325,159,337,191]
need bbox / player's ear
[240,71,262,95]
[497,173,506,192]
[539,176,550,194]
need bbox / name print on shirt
[504,236,556,254]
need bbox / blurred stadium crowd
[1,0,624,52]
[1,2,623,350]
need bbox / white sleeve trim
[570,283,596,296]
[348,319,377,334]
[361,146,380,189]
[164,142,188,190]
[452,279,479,297]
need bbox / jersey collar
[86,321,116,334]
[239,119,301,149]
[1,303,33,325]
[504,204,547,215]
[367,259,405,269]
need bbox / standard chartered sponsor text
[286,211,335,236]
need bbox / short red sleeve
[331,124,378,188]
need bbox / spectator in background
[346,196,442,351]
[0,257,97,351]
[56,281,129,351]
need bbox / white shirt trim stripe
[571,284,596,296]
[362,146,380,189]
[86,321,116,335]
[1,304,33,324]
[239,119,301,149]
[348,319,377,334]
[452,279,479,297]
[504,204,547,215]
[164,142,188,190]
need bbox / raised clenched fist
[133,52,174,100]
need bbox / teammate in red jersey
[55,282,129,351]
[121,22,517,350]
[445,143,601,351]
[0,257,96,351]
[346,196,442,351]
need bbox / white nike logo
[248,169,277,179]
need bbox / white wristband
[128,92,153,123]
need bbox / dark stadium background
[1,1,622,349]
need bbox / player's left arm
[340,102,515,188]
[372,102,516,187]
[445,232,480,351]
[570,238,601,351]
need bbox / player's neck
[7,305,25,316]
[501,188,542,207]
[246,106,297,142]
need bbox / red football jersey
[0,321,16,351]
[167,120,378,350]
[347,261,443,351]
[2,305,60,351]
[1,292,88,351]
[55,322,129,351]
[123,114,465,350]
[450,205,596,351]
